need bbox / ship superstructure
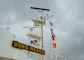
[0,7,66,60]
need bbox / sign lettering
[12,41,45,55]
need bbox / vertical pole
[38,10,44,60]
[28,36,30,58]
[56,54,57,60]
[27,28,30,58]
[28,28,32,58]
[28,51,30,58]
[56,48,57,60]
[50,41,52,60]
[41,22,43,60]
[49,20,53,60]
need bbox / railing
[28,51,66,60]
[44,51,66,60]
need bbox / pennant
[53,43,56,48]
[51,28,56,37]
[51,32,56,38]
[50,28,56,40]
[52,35,55,40]
[49,21,53,26]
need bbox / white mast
[24,7,50,60]
[30,7,50,60]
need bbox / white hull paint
[0,27,34,60]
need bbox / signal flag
[53,43,56,48]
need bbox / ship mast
[23,7,66,60]
[24,7,50,60]
[30,7,50,60]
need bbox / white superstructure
[0,27,34,60]
[0,7,66,60]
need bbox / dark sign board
[12,41,45,55]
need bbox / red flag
[51,28,56,40]
[52,32,56,40]
[53,43,56,48]
[52,35,55,40]
[52,32,56,37]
